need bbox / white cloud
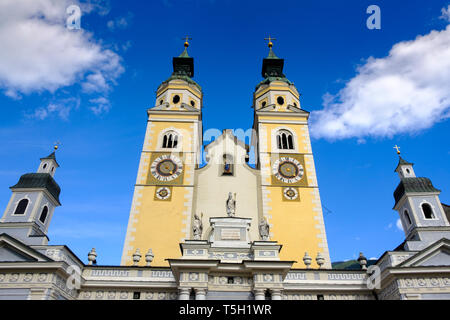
[310,24,450,140]
[396,218,403,231]
[0,0,124,113]
[89,96,111,115]
[29,97,80,120]
[107,12,133,31]
[440,5,450,22]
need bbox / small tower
[0,147,61,246]
[393,151,450,251]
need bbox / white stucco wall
[192,131,262,241]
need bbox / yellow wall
[122,111,199,266]
[125,185,192,266]
[257,114,330,269]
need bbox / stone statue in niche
[192,213,203,240]
[222,154,233,176]
[226,192,236,217]
[259,218,270,241]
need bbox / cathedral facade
[0,43,449,300]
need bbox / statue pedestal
[251,241,282,261]
[209,217,251,248]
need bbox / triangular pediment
[398,238,450,267]
[0,233,52,262]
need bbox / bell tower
[252,39,331,268]
[121,39,203,266]
[393,151,450,251]
[0,147,61,246]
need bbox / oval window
[173,95,180,104]
[277,97,284,105]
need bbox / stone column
[178,288,190,300]
[271,289,282,300]
[254,289,265,300]
[195,288,207,300]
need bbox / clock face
[155,187,171,200]
[150,154,183,182]
[272,157,304,184]
[283,187,299,200]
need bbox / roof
[40,151,59,167]
[393,177,440,205]
[257,48,293,89]
[442,203,450,224]
[10,173,61,204]
[159,47,202,91]
[394,156,413,172]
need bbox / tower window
[276,130,294,150]
[261,101,267,107]
[277,96,284,105]
[43,163,47,169]
[39,206,48,223]
[422,203,435,219]
[190,100,195,107]
[14,199,29,215]
[159,99,163,105]
[162,131,179,149]
[404,209,412,225]
[172,95,180,104]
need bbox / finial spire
[394,145,401,155]
[54,141,61,152]
[183,35,192,48]
[264,35,276,48]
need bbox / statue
[226,192,236,217]
[192,213,203,240]
[259,218,270,241]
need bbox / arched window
[276,130,294,150]
[404,209,412,225]
[162,131,179,149]
[422,203,435,219]
[222,154,234,176]
[14,199,29,215]
[39,206,48,223]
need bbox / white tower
[0,148,61,245]
[393,155,450,251]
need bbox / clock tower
[121,41,203,266]
[252,41,331,268]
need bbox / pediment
[398,238,450,267]
[0,233,51,262]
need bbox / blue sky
[0,0,449,265]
